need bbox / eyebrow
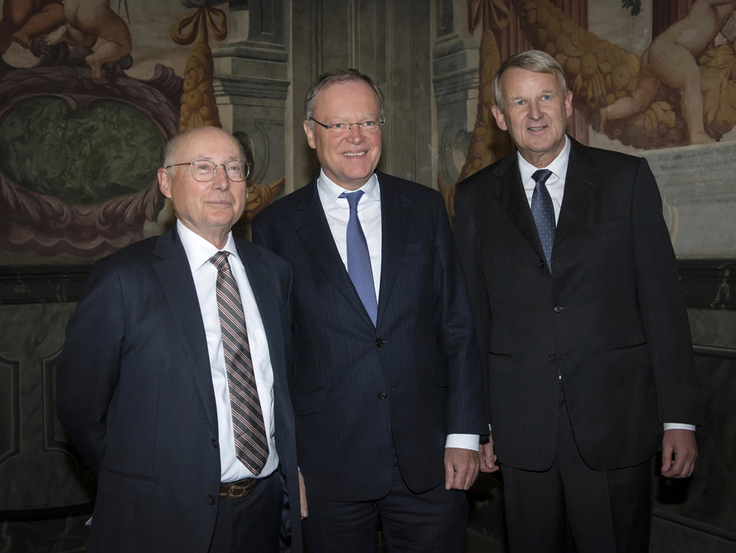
[324,113,381,122]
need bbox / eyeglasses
[165,160,251,182]
[310,118,384,134]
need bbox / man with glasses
[252,69,487,552]
[57,126,302,553]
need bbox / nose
[344,124,365,143]
[211,164,230,190]
[528,100,542,119]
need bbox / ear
[565,91,573,118]
[491,105,508,131]
[303,120,317,150]
[158,168,172,198]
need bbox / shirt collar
[176,220,239,273]
[517,135,571,185]
[316,170,380,206]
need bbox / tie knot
[340,190,365,211]
[210,251,231,272]
[532,169,552,187]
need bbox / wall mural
[0,0,282,264]
[449,0,736,196]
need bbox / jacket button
[211,439,218,449]
[554,305,563,313]
[549,354,558,363]
[538,260,545,269]
[376,338,385,347]
[378,391,387,400]
[205,495,215,505]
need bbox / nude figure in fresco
[45,0,132,81]
[0,0,65,55]
[600,0,736,144]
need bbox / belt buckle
[224,478,256,500]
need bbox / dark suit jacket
[251,171,487,501]
[56,227,302,553]
[454,137,699,472]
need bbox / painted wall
[0,1,734,551]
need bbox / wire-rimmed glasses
[165,160,251,182]
[310,118,385,135]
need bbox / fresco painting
[1,0,733,262]
[453,0,736,184]
[0,0,282,263]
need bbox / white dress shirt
[316,170,480,451]
[178,221,279,481]
[515,138,694,433]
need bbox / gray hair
[304,68,385,130]
[162,127,245,171]
[492,50,569,111]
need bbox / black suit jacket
[57,227,301,553]
[454,137,699,472]
[251,171,487,501]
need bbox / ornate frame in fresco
[0,48,182,261]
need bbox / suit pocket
[614,343,651,370]
[292,386,326,416]
[99,466,157,506]
[583,216,628,237]
[489,352,513,376]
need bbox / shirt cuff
[663,423,696,432]
[445,433,480,451]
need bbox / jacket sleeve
[630,158,700,426]
[57,257,125,476]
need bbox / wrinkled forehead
[502,68,564,96]
[178,128,244,161]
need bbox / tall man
[251,69,487,553]
[454,50,700,553]
[57,126,302,553]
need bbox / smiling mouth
[528,125,548,131]
[342,152,366,157]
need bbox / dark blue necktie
[341,191,378,325]
[531,169,556,272]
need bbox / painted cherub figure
[0,0,65,55]
[45,0,132,81]
[601,0,736,144]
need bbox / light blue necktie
[531,169,556,272]
[341,191,378,326]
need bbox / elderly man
[251,69,487,553]
[57,126,301,553]
[454,50,700,553]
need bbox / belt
[219,477,257,500]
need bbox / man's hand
[444,447,480,490]
[661,429,697,478]
[298,470,308,519]
[480,434,499,473]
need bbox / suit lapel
[288,179,374,326]
[493,154,547,261]
[555,140,602,247]
[376,173,411,327]
[153,228,219,435]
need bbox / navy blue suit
[251,171,487,503]
[57,227,301,553]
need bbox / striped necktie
[210,251,268,475]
